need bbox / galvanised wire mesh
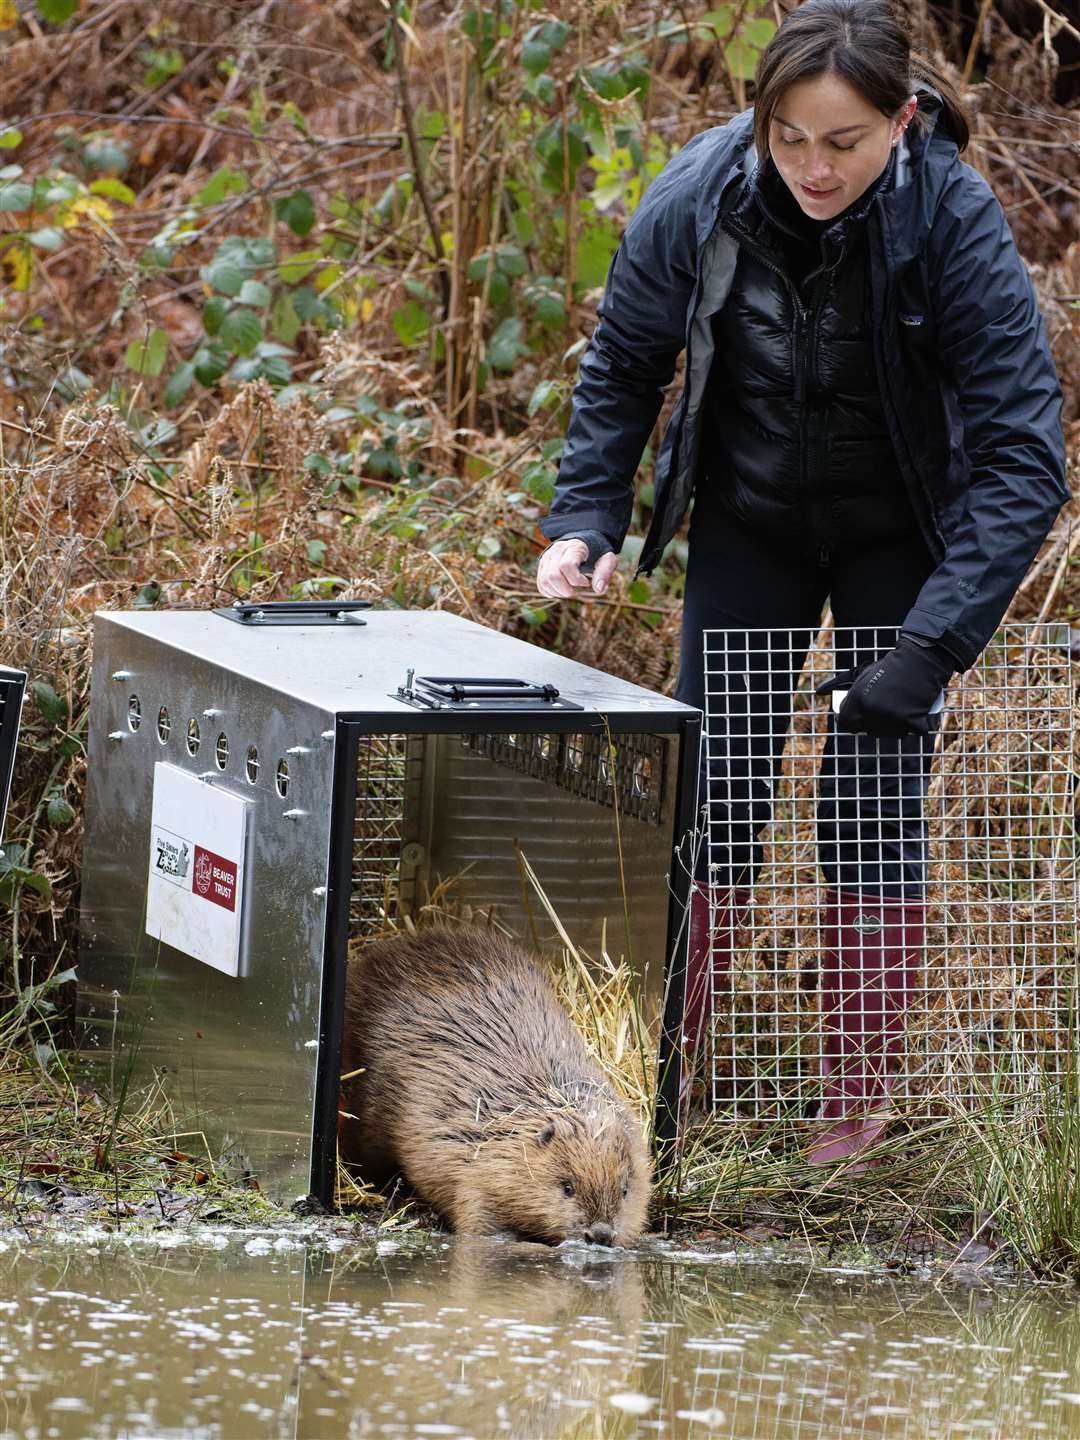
[351,735,421,934]
[697,622,1078,1121]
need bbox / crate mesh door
[699,622,1078,1122]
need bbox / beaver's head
[478,1103,651,1247]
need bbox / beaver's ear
[536,1120,557,1146]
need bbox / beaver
[339,925,652,1246]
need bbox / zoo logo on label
[153,828,190,887]
[192,845,238,912]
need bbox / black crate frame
[311,708,702,1207]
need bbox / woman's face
[768,71,916,221]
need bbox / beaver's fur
[339,925,652,1245]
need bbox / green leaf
[403,277,437,304]
[699,7,733,38]
[510,209,535,248]
[82,134,129,175]
[237,278,271,307]
[534,121,587,191]
[204,261,245,297]
[277,249,321,286]
[522,40,553,77]
[0,130,23,150]
[163,362,195,408]
[307,539,327,565]
[46,796,76,829]
[519,602,549,626]
[202,296,228,336]
[194,165,248,207]
[527,378,561,418]
[141,46,184,88]
[628,578,652,605]
[274,189,315,236]
[575,215,620,290]
[488,317,528,372]
[0,181,34,213]
[271,291,301,344]
[24,871,53,902]
[125,327,169,377]
[219,307,263,356]
[88,177,135,204]
[193,344,230,387]
[392,299,430,349]
[37,0,77,23]
[520,461,556,503]
[418,109,446,140]
[27,227,63,252]
[282,101,313,140]
[303,453,333,475]
[32,680,68,726]
[495,243,527,277]
[134,580,161,609]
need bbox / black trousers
[674,508,939,899]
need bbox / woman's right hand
[536,539,619,599]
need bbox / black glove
[817,634,955,738]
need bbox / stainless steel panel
[94,609,697,722]
[79,616,336,1202]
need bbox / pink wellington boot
[807,888,925,1167]
[682,883,752,1101]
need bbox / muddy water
[2,1232,1080,1439]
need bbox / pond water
[2,1230,1080,1439]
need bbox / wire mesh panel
[351,734,422,934]
[698,622,1078,1122]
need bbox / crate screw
[111,670,133,681]
[202,707,223,718]
[282,808,306,820]
[285,745,310,756]
[312,885,327,898]
[321,729,335,741]
[107,730,125,743]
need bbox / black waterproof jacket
[539,101,1068,671]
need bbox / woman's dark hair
[753,0,970,159]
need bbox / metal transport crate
[77,604,700,1204]
[698,621,1078,1124]
[0,664,27,851]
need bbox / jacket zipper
[721,215,837,560]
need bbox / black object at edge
[653,711,701,1182]
[0,667,27,847]
[309,720,360,1208]
[215,600,372,627]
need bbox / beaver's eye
[562,1180,576,1199]
[621,1184,629,1199]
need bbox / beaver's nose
[585,1223,614,1247]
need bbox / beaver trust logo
[194,850,214,897]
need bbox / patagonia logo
[900,313,924,327]
[852,912,884,936]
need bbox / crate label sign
[146,762,249,976]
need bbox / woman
[536,0,1067,1163]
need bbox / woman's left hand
[819,636,955,738]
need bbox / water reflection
[1,1231,1079,1438]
